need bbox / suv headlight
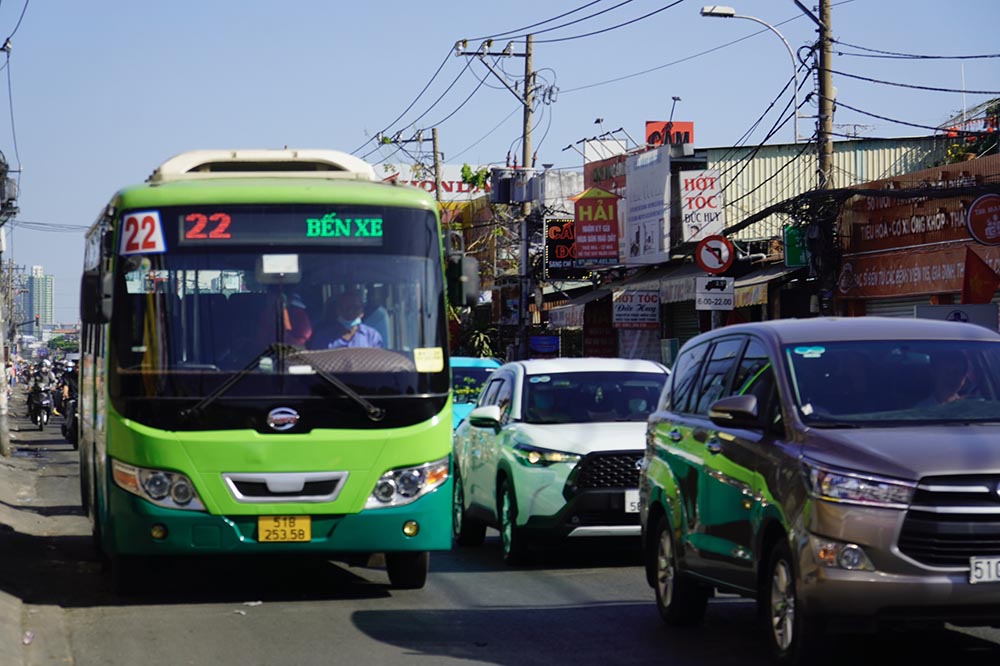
[365,457,449,509]
[512,443,581,467]
[803,462,915,509]
[111,459,205,511]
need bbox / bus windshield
[109,204,448,403]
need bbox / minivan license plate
[969,556,1000,584]
[625,489,640,513]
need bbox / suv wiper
[287,349,385,422]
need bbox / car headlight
[803,462,915,509]
[512,443,581,467]
[365,457,450,509]
[111,459,206,511]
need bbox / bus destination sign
[176,209,385,247]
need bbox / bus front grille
[222,471,349,503]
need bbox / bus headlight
[112,459,205,511]
[365,457,449,509]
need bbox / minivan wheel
[499,479,529,565]
[766,541,823,665]
[653,515,708,626]
[452,471,486,547]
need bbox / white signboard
[914,304,999,330]
[613,289,660,328]
[378,163,489,201]
[695,276,735,311]
[680,170,725,242]
[624,145,671,266]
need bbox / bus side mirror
[447,254,480,307]
[80,272,113,324]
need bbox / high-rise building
[29,265,54,326]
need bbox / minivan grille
[572,452,643,490]
[898,475,1000,567]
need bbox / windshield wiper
[287,349,385,422]
[179,343,287,420]
[179,344,386,422]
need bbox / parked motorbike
[28,385,53,431]
[61,396,78,449]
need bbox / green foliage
[461,164,490,190]
[47,336,79,353]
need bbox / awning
[547,288,611,329]
[734,264,805,307]
[658,262,705,303]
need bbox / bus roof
[147,149,378,182]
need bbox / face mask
[338,317,362,329]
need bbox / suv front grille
[571,451,643,490]
[898,475,1000,567]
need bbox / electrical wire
[464,0,613,42]
[829,69,1000,95]
[351,47,454,155]
[832,39,1000,60]
[4,0,28,41]
[834,100,986,137]
[5,51,19,176]
[535,0,685,45]
[450,107,521,161]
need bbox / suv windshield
[522,371,667,424]
[786,339,1000,424]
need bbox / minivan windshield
[786,339,1000,424]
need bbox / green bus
[78,149,477,591]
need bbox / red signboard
[574,188,620,266]
[645,121,695,147]
[695,235,735,275]
[837,243,1000,299]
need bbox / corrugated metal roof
[707,136,949,242]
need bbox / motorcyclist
[28,361,56,421]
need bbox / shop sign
[624,145,671,265]
[680,170,724,242]
[574,188,620,267]
[967,193,1000,246]
[837,244,1000,299]
[612,289,660,328]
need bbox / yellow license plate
[258,515,311,542]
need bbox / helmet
[42,359,51,368]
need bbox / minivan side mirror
[708,394,760,429]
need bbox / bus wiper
[180,343,287,420]
[287,349,386,422]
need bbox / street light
[700,5,799,143]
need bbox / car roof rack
[147,149,377,183]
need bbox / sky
[2,0,999,322]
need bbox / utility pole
[817,0,834,189]
[518,34,534,360]
[456,35,537,359]
[432,127,443,204]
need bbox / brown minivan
[639,317,1000,664]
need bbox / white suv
[452,357,669,563]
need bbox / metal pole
[730,14,799,143]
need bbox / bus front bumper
[104,480,453,556]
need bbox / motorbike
[61,396,79,449]
[28,385,53,431]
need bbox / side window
[495,377,514,425]
[666,343,709,413]
[479,378,503,407]
[732,338,770,395]
[742,364,781,432]
[693,337,746,415]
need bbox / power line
[465,0,614,41]
[535,0,685,44]
[5,51,19,174]
[830,69,1000,95]
[834,100,986,136]
[4,0,28,41]
[832,39,1000,60]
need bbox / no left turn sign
[695,235,735,275]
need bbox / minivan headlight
[111,459,206,511]
[803,462,915,508]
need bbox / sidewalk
[0,394,83,666]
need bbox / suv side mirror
[708,394,760,429]
[468,404,501,430]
